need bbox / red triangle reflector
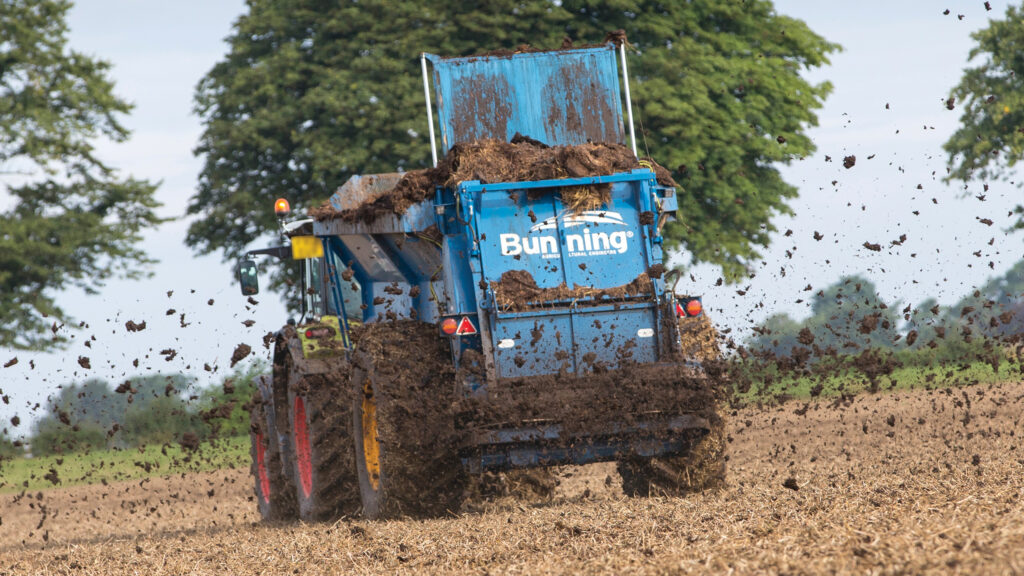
[456,317,477,335]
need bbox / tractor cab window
[303,257,326,317]
[325,249,364,323]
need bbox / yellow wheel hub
[361,381,381,491]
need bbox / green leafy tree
[190,0,837,284]
[807,276,900,351]
[0,0,161,350]
[195,361,263,438]
[29,374,202,454]
[904,297,944,348]
[944,4,1024,226]
[746,312,802,357]
[941,259,1024,343]
[0,430,22,460]
[747,275,900,355]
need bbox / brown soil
[311,137,676,224]
[4,379,1023,574]
[229,343,251,367]
[490,269,653,311]
[678,313,722,364]
[458,361,720,437]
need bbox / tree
[747,275,900,356]
[745,312,803,357]
[0,0,161,350]
[807,276,900,351]
[190,0,838,284]
[194,361,263,438]
[944,4,1024,227]
[0,430,22,460]
[29,374,202,454]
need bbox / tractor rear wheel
[351,321,465,519]
[618,417,726,497]
[248,376,297,520]
[286,353,361,522]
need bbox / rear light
[441,316,478,336]
[304,326,334,339]
[676,297,703,318]
[685,299,703,317]
[441,318,458,335]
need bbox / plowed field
[3,380,1023,575]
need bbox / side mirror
[238,259,259,295]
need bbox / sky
[1,1,1022,431]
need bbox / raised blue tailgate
[425,45,625,149]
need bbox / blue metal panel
[441,235,478,316]
[491,313,575,378]
[457,171,666,379]
[470,173,657,305]
[476,189,563,290]
[489,303,660,378]
[425,45,625,148]
[570,306,659,367]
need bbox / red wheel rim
[293,396,313,498]
[255,431,271,503]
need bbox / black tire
[351,321,465,519]
[249,376,298,520]
[286,352,361,522]
[618,417,726,497]
[271,332,298,488]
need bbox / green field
[0,435,249,493]
[732,358,1019,403]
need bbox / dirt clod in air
[858,313,880,334]
[230,344,252,368]
[77,356,91,369]
[3,357,16,368]
[179,432,200,451]
[843,155,856,169]
[125,320,146,332]
[783,477,800,491]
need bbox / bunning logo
[529,210,627,232]
[499,210,634,259]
